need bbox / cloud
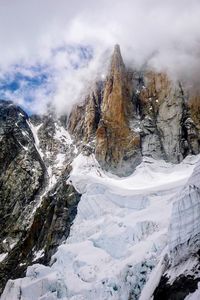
[0,0,200,114]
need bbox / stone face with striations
[68,81,102,145]
[0,100,45,243]
[68,46,200,175]
[95,45,141,175]
[139,72,200,161]
[0,101,81,294]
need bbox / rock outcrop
[0,101,81,294]
[95,45,141,175]
[68,45,142,175]
[68,82,102,144]
[189,94,200,130]
[0,100,45,245]
[138,72,200,162]
[68,46,200,175]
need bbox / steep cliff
[68,45,141,175]
[138,72,200,161]
[0,101,81,294]
[68,81,102,144]
[68,46,200,175]
[95,45,141,175]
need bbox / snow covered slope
[169,159,200,265]
[1,154,199,300]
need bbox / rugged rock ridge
[68,45,142,176]
[139,72,200,162]
[68,46,200,174]
[189,93,200,129]
[30,113,77,179]
[68,81,102,144]
[95,45,141,175]
[0,101,81,294]
[0,100,45,244]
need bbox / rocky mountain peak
[109,44,125,75]
[67,45,141,175]
[101,45,128,124]
[68,45,200,175]
[96,45,141,175]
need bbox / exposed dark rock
[0,101,81,294]
[68,81,102,143]
[154,274,200,300]
[138,72,200,162]
[0,100,45,244]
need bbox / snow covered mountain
[0,45,200,299]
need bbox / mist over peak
[0,0,199,114]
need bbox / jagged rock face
[68,45,141,175]
[0,100,45,245]
[68,47,200,175]
[95,45,141,175]
[30,114,77,179]
[0,175,80,295]
[139,72,200,161]
[188,93,200,154]
[68,82,102,144]
[189,94,200,129]
[0,101,81,294]
[154,273,200,300]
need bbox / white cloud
[0,0,200,114]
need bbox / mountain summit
[95,45,141,175]
[110,44,125,74]
[68,45,200,174]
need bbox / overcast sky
[0,0,200,114]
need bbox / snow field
[2,154,199,300]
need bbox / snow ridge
[169,159,200,266]
[2,154,198,300]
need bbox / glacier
[1,154,200,300]
[168,159,200,265]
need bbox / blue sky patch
[0,44,93,114]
